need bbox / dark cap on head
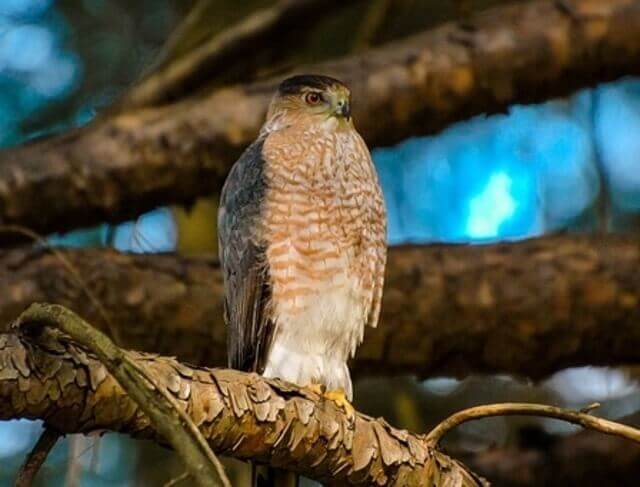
[278,74,346,95]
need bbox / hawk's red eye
[305,92,321,105]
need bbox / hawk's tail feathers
[252,463,299,487]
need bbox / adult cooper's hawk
[218,73,386,424]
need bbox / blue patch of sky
[373,81,640,244]
[0,0,80,146]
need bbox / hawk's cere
[218,74,387,406]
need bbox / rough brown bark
[2,0,640,240]
[0,326,484,486]
[2,234,640,379]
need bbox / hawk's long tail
[252,463,298,487]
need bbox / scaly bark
[0,325,484,486]
[2,234,640,379]
[2,0,640,240]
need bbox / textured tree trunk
[0,326,484,487]
[2,234,640,379]
[2,0,640,241]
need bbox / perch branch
[0,306,485,486]
[2,0,640,240]
[4,304,640,485]
[2,234,640,379]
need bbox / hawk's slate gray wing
[218,138,274,373]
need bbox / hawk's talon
[324,388,356,421]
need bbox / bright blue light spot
[113,208,177,253]
[30,52,80,96]
[595,80,640,210]
[466,172,517,238]
[0,0,82,148]
[0,420,38,457]
[0,24,54,71]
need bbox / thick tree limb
[2,234,640,379]
[5,305,640,485]
[0,319,484,486]
[2,0,640,239]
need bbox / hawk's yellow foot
[324,388,356,421]
[306,383,325,396]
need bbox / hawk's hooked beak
[334,97,351,120]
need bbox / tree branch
[124,0,359,108]
[464,411,640,486]
[425,403,640,447]
[14,427,61,487]
[0,314,485,486]
[5,304,640,485]
[2,234,640,379]
[2,0,640,240]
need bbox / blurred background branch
[122,0,359,108]
[2,234,640,379]
[2,0,640,243]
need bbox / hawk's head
[266,74,352,128]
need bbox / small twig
[425,402,640,447]
[16,303,231,487]
[14,427,61,487]
[164,472,190,487]
[580,402,601,414]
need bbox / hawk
[218,75,387,481]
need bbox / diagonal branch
[2,234,640,379]
[14,427,61,487]
[124,0,359,108]
[16,303,230,487]
[2,0,640,240]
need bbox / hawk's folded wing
[218,138,274,373]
